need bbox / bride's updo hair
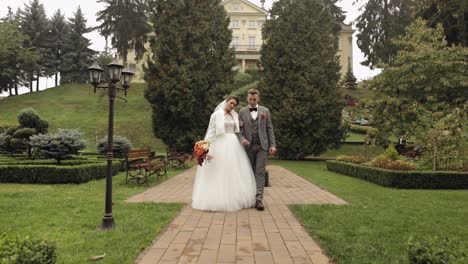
[225,95,239,105]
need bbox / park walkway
[127,165,347,264]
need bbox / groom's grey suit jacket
[236,105,276,151]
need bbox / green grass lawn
[273,160,468,264]
[0,83,165,152]
[0,167,187,263]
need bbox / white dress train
[192,112,256,212]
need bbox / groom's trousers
[247,143,268,201]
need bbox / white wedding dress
[192,111,256,212]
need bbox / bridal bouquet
[193,140,210,166]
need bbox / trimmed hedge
[0,162,121,184]
[0,234,56,264]
[349,124,378,135]
[326,160,468,189]
[0,159,105,165]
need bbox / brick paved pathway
[128,165,347,264]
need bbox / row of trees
[355,0,467,69]
[0,0,94,96]
[143,0,346,159]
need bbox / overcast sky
[0,0,380,95]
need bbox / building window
[249,37,256,48]
[129,63,136,71]
[248,20,256,29]
[232,37,240,48]
[231,20,239,29]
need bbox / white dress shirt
[249,104,259,120]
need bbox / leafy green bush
[0,234,56,264]
[326,160,468,189]
[384,145,400,161]
[349,124,378,135]
[336,155,369,164]
[408,236,468,264]
[371,155,416,171]
[233,72,253,88]
[30,129,86,165]
[245,68,261,81]
[97,136,133,158]
[1,108,49,158]
[17,108,48,134]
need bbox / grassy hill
[0,83,165,152]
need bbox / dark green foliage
[326,160,468,189]
[96,0,151,64]
[29,129,86,165]
[343,59,357,90]
[18,0,50,92]
[407,236,468,264]
[355,0,415,68]
[144,0,236,152]
[233,72,253,89]
[17,108,48,134]
[349,124,378,135]
[97,135,133,158]
[0,234,56,264]
[0,22,39,96]
[245,68,261,82]
[46,9,69,87]
[0,162,120,184]
[417,0,468,47]
[1,108,48,157]
[60,7,95,84]
[260,0,346,159]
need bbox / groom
[237,88,276,211]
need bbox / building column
[241,59,246,73]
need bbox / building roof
[340,22,355,33]
[222,0,268,15]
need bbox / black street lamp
[87,58,134,230]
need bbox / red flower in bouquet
[193,140,210,166]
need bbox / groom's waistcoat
[250,115,261,145]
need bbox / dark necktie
[249,107,257,112]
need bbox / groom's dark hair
[226,95,239,105]
[247,88,260,96]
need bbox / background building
[127,0,354,82]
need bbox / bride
[192,95,256,212]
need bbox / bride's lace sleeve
[204,114,216,142]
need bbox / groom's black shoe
[255,200,265,211]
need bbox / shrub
[29,129,86,165]
[17,108,48,134]
[336,155,369,164]
[383,145,400,161]
[245,68,261,81]
[372,155,416,171]
[326,160,468,189]
[0,162,121,184]
[233,72,253,88]
[349,124,378,135]
[97,135,133,158]
[407,236,468,264]
[0,234,56,264]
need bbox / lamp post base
[101,215,115,230]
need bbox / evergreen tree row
[0,0,95,95]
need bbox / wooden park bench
[166,147,192,169]
[125,148,167,185]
